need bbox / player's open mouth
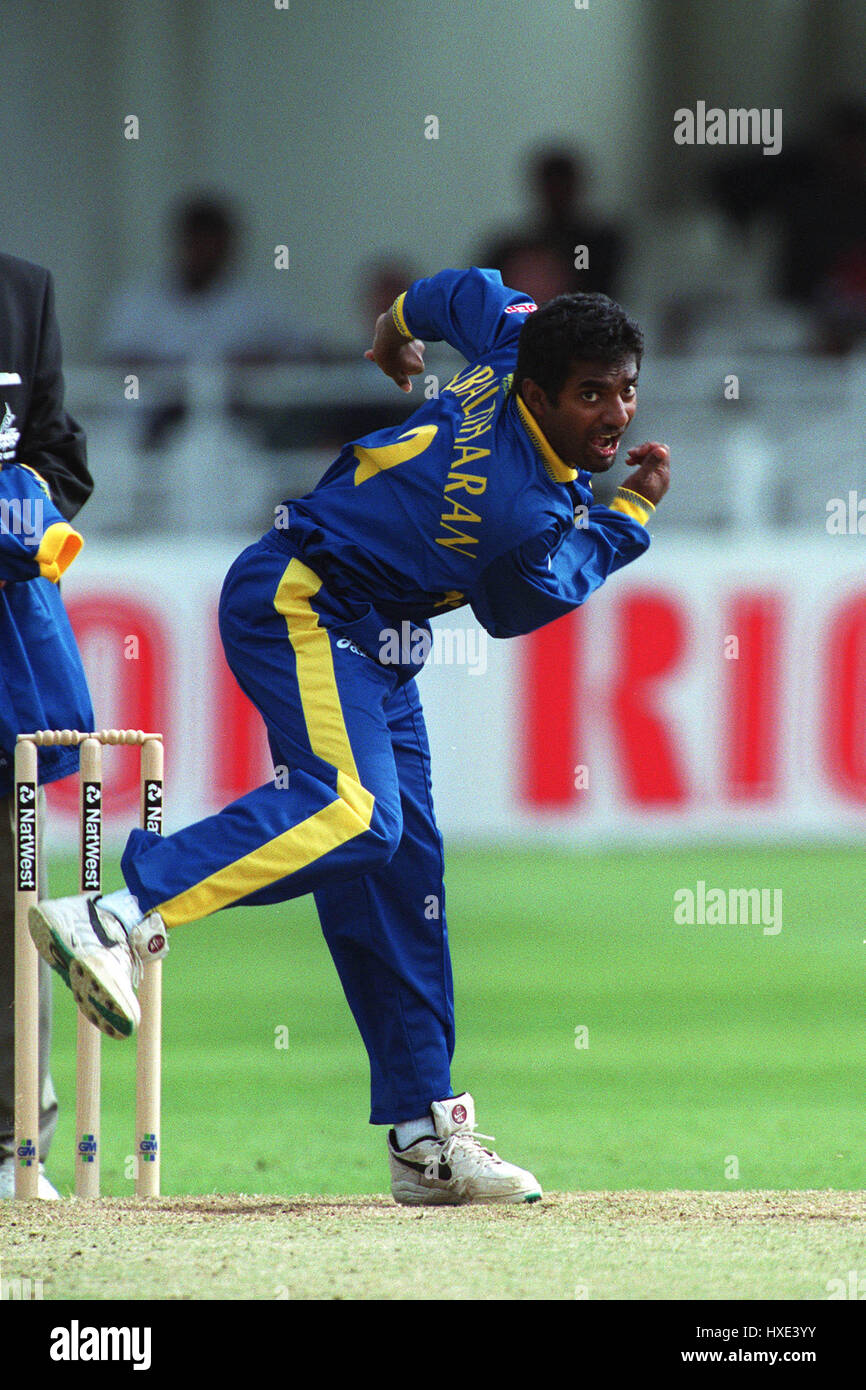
[588,433,621,459]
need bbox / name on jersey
[435,363,499,559]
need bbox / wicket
[13,729,164,1200]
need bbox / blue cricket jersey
[0,462,93,795]
[273,267,652,639]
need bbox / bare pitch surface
[3,1191,866,1300]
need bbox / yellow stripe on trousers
[157,558,376,925]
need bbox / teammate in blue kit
[31,267,670,1204]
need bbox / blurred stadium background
[3,0,866,1201]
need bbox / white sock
[394,1115,435,1149]
[97,888,145,933]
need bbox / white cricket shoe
[387,1093,542,1205]
[0,1158,60,1200]
[28,894,166,1040]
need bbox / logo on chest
[0,402,20,460]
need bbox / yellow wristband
[391,293,413,340]
[609,487,655,528]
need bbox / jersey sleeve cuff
[391,292,413,339]
[36,522,83,582]
[609,487,655,527]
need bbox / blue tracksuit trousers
[121,532,455,1123]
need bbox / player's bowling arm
[394,267,531,364]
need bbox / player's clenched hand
[364,312,426,393]
[621,441,670,506]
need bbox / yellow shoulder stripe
[18,463,52,499]
[155,557,377,926]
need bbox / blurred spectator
[359,255,418,328]
[497,239,574,307]
[101,193,325,447]
[321,256,422,448]
[102,193,320,366]
[479,145,628,300]
[709,101,866,354]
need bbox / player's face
[524,357,639,472]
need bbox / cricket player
[30,267,670,1204]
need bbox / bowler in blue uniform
[31,268,671,1204]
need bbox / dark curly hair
[513,292,643,403]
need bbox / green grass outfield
[37,845,866,1197]
[5,845,866,1302]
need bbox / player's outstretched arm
[469,446,671,639]
[364,309,426,393]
